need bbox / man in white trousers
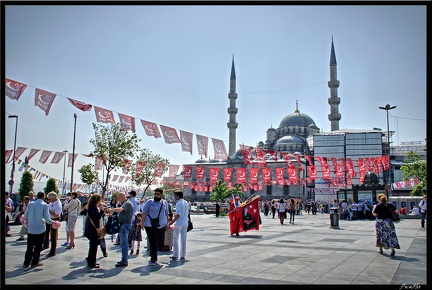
[168,191,190,260]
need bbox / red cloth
[228,197,261,235]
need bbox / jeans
[420,211,426,227]
[119,223,131,264]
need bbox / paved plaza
[3,211,427,286]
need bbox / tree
[400,151,427,196]
[131,148,170,198]
[210,180,244,203]
[78,164,99,193]
[44,177,59,195]
[18,170,34,202]
[90,123,140,199]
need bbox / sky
[4,4,427,193]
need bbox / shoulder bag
[389,206,400,223]
[87,214,107,239]
[148,202,163,228]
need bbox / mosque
[180,39,352,201]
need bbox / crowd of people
[5,188,191,269]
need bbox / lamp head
[8,115,18,119]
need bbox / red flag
[39,150,53,164]
[243,196,261,232]
[275,167,285,185]
[307,165,318,181]
[291,153,303,171]
[118,176,125,183]
[94,106,116,124]
[240,146,253,165]
[228,196,243,235]
[169,164,180,178]
[209,167,220,183]
[140,120,162,138]
[5,78,27,100]
[196,134,208,157]
[236,168,247,183]
[160,125,181,144]
[211,138,228,160]
[67,97,92,111]
[135,161,146,177]
[267,149,278,161]
[112,175,119,182]
[196,166,205,179]
[5,150,13,163]
[255,148,267,167]
[34,88,56,115]
[27,149,40,161]
[68,153,78,167]
[223,167,233,183]
[356,158,366,174]
[250,167,259,183]
[118,113,136,132]
[154,163,165,177]
[180,130,193,154]
[122,159,133,174]
[262,167,272,184]
[182,165,192,178]
[50,152,65,164]
[381,155,390,171]
[14,147,27,160]
[287,164,298,183]
[315,156,331,179]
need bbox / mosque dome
[275,135,304,145]
[279,110,316,128]
[195,158,208,164]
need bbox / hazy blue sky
[4,4,427,192]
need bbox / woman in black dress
[84,193,106,268]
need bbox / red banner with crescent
[223,167,233,183]
[14,147,27,160]
[262,167,271,184]
[169,164,180,178]
[211,138,228,160]
[196,134,208,157]
[287,164,298,183]
[209,167,220,183]
[182,165,192,178]
[35,88,56,116]
[27,149,40,162]
[236,167,247,183]
[140,120,162,138]
[118,113,136,132]
[94,106,116,124]
[5,150,13,163]
[6,78,27,100]
[180,130,193,154]
[135,161,146,177]
[195,166,205,179]
[275,167,285,185]
[50,152,65,164]
[249,167,259,183]
[160,125,181,144]
[67,153,78,167]
[39,150,53,164]
[240,146,253,165]
[154,163,165,177]
[122,159,133,174]
[255,148,267,167]
[67,97,92,111]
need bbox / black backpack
[105,215,120,235]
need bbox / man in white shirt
[43,192,62,257]
[168,191,190,261]
[419,194,427,228]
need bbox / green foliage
[131,148,170,198]
[44,178,59,194]
[400,151,427,196]
[78,164,99,191]
[90,123,140,199]
[18,170,34,202]
[210,180,244,202]
[111,192,119,201]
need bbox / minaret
[328,37,341,131]
[227,55,238,157]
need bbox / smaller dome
[195,159,208,164]
[362,171,380,185]
[276,135,304,145]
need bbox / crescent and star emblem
[122,118,133,126]
[239,171,245,178]
[38,94,51,105]
[145,124,155,133]
[182,136,191,145]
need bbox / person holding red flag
[228,194,261,236]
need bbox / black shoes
[46,252,56,258]
[115,262,128,267]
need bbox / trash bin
[329,207,339,228]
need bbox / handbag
[187,219,193,232]
[87,214,107,239]
[389,206,400,223]
[148,203,163,228]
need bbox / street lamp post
[70,113,77,192]
[8,115,18,193]
[62,150,68,195]
[379,104,396,196]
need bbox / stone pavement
[3,212,427,286]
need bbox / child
[129,211,143,255]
